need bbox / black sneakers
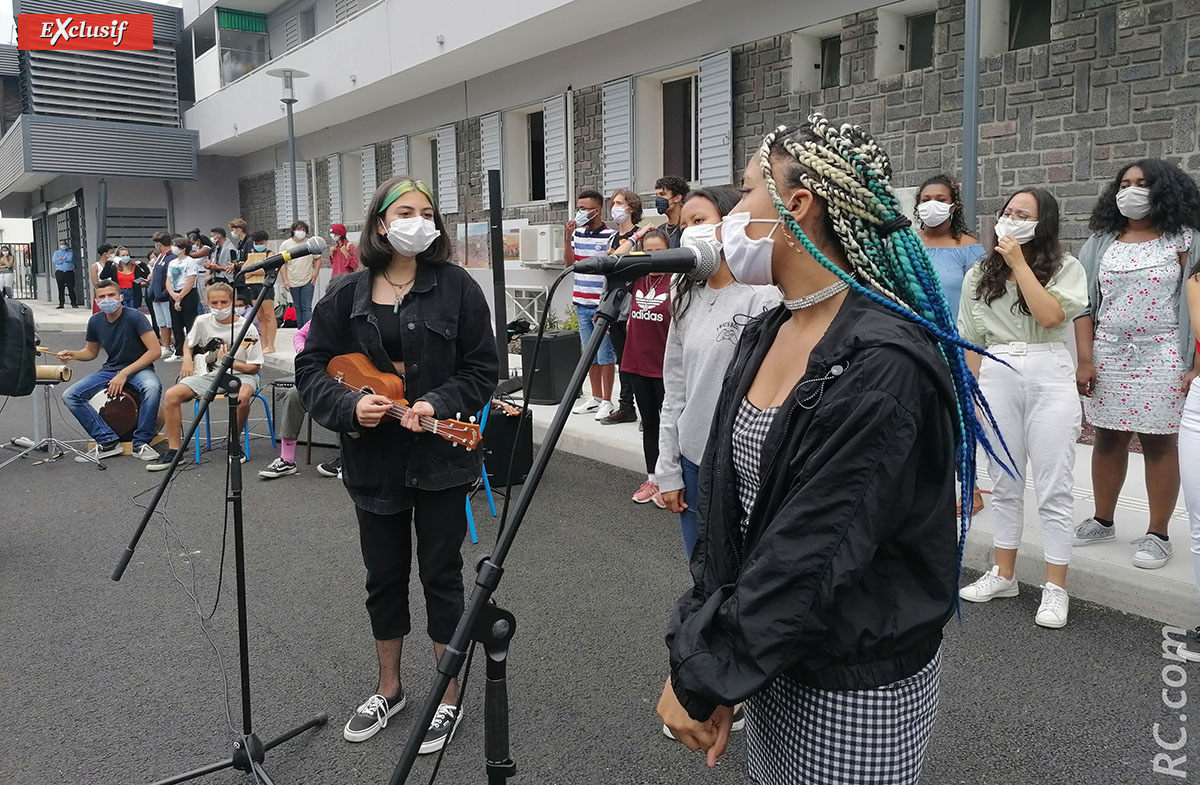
[419,703,463,754]
[317,457,342,478]
[343,689,406,743]
[258,458,297,479]
[146,448,179,472]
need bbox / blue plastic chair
[193,377,277,463]
[465,403,498,544]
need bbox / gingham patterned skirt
[732,398,941,784]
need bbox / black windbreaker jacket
[666,290,959,721]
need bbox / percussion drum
[89,388,142,440]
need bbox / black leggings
[610,321,636,412]
[354,484,470,643]
[629,374,665,475]
[169,289,199,354]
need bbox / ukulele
[326,353,482,450]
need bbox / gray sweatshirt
[655,281,781,493]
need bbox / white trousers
[1178,386,1200,601]
[979,347,1081,565]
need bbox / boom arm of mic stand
[387,282,632,785]
[111,269,281,582]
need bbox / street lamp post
[267,68,310,224]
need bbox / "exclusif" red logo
[17,14,154,50]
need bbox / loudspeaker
[483,407,533,487]
[520,330,581,405]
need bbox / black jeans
[169,290,200,355]
[354,484,470,643]
[610,321,636,413]
[629,374,665,475]
[55,269,77,306]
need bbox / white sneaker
[1035,582,1070,628]
[74,441,123,463]
[594,400,614,421]
[131,444,159,462]
[159,346,172,358]
[572,397,600,415]
[958,565,1019,603]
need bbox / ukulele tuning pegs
[469,416,476,423]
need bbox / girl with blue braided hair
[659,114,1005,783]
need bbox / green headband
[378,179,436,214]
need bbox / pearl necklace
[783,279,849,311]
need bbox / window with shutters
[436,125,458,214]
[502,104,548,204]
[542,93,568,203]
[789,20,843,94]
[632,66,697,192]
[334,0,358,24]
[328,155,343,224]
[275,163,310,227]
[409,131,438,205]
[361,145,377,215]
[480,113,503,208]
[392,137,409,179]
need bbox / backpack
[0,288,35,396]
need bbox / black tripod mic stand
[388,280,633,785]
[111,267,327,784]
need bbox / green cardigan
[1076,230,1198,363]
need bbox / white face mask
[720,212,781,286]
[680,223,721,254]
[573,209,594,226]
[917,200,953,228]
[384,216,441,257]
[610,207,629,224]
[1116,185,1152,220]
[293,229,307,240]
[211,306,233,320]
[994,216,1038,244]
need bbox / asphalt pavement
[0,332,1190,785]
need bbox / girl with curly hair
[956,188,1087,628]
[1073,159,1200,570]
[658,114,1006,783]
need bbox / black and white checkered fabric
[732,397,779,532]
[744,649,941,784]
[731,397,941,784]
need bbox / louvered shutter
[602,78,633,193]
[327,155,342,224]
[392,136,408,178]
[275,163,308,225]
[361,145,376,214]
[437,124,459,214]
[334,0,357,23]
[543,93,568,203]
[284,15,300,50]
[480,113,502,209]
[698,50,733,185]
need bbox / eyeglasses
[997,208,1036,222]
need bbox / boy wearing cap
[329,224,358,277]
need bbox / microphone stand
[388,280,633,785]
[111,266,327,785]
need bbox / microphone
[238,235,328,276]
[571,241,721,282]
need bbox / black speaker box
[483,407,533,487]
[520,330,581,405]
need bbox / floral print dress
[1086,233,1189,434]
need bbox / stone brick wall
[237,171,275,237]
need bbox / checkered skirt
[731,398,941,784]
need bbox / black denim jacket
[295,262,499,513]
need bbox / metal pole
[962,0,981,229]
[487,169,507,367]
[286,101,298,224]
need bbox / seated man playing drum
[59,278,164,461]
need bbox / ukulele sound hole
[361,386,374,395]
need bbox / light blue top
[926,244,986,321]
[52,248,74,272]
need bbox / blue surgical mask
[253,244,267,252]
[655,196,670,215]
[98,298,121,314]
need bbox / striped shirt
[571,226,616,305]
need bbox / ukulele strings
[337,380,443,431]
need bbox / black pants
[169,290,200,355]
[354,484,470,643]
[55,269,77,306]
[629,374,665,475]
[610,321,636,413]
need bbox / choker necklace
[783,279,849,310]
